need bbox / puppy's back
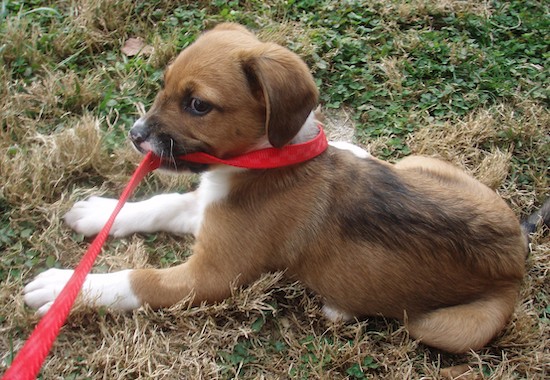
[292,150,526,319]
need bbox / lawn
[1,0,549,378]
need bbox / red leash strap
[178,125,328,168]
[2,152,161,380]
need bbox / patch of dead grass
[379,0,494,21]
[5,70,103,133]
[407,102,549,210]
[378,57,405,92]
[1,115,107,206]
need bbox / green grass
[1,0,549,378]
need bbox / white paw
[64,196,130,237]
[24,268,74,315]
[322,304,354,322]
[24,268,141,315]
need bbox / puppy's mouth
[130,133,210,174]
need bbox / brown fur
[129,23,527,353]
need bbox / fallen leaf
[121,37,153,57]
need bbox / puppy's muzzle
[128,118,210,173]
[129,118,158,156]
[129,119,150,146]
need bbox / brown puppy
[25,23,531,353]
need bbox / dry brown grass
[407,102,549,213]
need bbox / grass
[1,0,549,378]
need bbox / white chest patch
[194,167,243,231]
[198,167,243,206]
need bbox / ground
[1,1,549,379]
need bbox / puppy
[25,23,537,353]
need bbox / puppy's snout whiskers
[169,138,178,170]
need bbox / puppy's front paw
[24,268,74,315]
[24,268,141,314]
[64,196,120,237]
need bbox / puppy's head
[130,23,319,172]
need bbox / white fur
[195,166,242,233]
[24,268,139,315]
[64,194,198,237]
[63,166,238,238]
[291,112,320,144]
[329,141,370,159]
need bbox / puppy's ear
[241,43,319,148]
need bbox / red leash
[3,127,328,379]
[2,153,161,380]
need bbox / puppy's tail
[520,198,550,257]
[521,199,550,247]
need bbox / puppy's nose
[129,119,150,144]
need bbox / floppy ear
[241,43,319,148]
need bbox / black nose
[129,120,150,144]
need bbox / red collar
[176,125,328,169]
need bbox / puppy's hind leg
[406,287,518,353]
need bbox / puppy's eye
[188,97,213,116]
